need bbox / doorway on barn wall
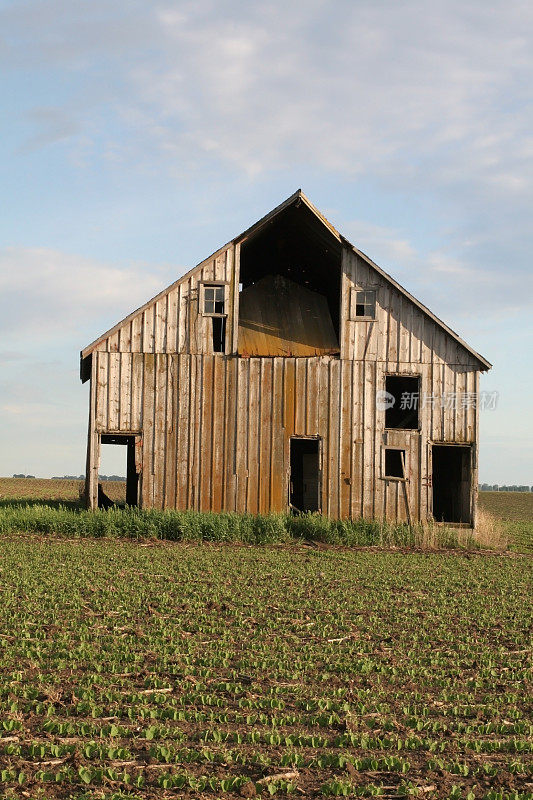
[289,437,321,513]
[99,434,141,508]
[432,444,472,524]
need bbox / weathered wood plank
[283,358,296,437]
[212,356,225,511]
[95,352,109,431]
[131,353,143,431]
[153,353,168,508]
[231,244,240,355]
[362,360,375,520]
[164,355,176,509]
[141,354,155,507]
[200,355,214,510]
[317,359,329,514]
[328,359,340,519]
[85,355,99,509]
[167,288,178,353]
[306,358,318,436]
[192,355,203,510]
[247,358,261,514]
[339,360,352,518]
[119,353,132,431]
[176,355,191,509]
[235,358,249,512]
[107,354,120,431]
[294,358,307,434]
[271,358,285,512]
[259,359,273,513]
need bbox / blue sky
[0,0,531,482]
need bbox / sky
[0,0,531,483]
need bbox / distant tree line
[59,475,126,481]
[13,474,126,481]
[12,474,530,491]
[479,484,532,492]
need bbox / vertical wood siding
[91,349,478,521]
[86,242,483,521]
[94,245,237,357]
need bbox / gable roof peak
[80,191,491,372]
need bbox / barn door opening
[100,434,141,507]
[432,444,472,524]
[289,437,321,513]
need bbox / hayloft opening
[289,437,321,513]
[99,434,139,507]
[385,375,420,429]
[432,444,472,524]
[238,201,342,356]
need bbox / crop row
[0,537,530,799]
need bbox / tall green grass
[0,504,491,549]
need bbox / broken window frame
[201,282,228,317]
[384,373,421,431]
[200,282,228,354]
[350,287,376,320]
[210,315,227,354]
[381,446,407,481]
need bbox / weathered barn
[80,191,491,524]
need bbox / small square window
[351,289,376,319]
[202,284,226,316]
[383,448,406,479]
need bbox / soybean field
[0,537,531,800]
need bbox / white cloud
[19,107,81,152]
[344,220,417,265]
[4,0,531,204]
[0,247,180,341]
[117,0,532,198]
[342,218,533,329]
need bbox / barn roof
[81,189,491,370]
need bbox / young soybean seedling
[0,537,529,796]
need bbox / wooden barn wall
[94,244,237,357]
[340,248,481,369]
[89,351,478,521]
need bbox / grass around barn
[1,479,531,553]
[0,480,531,799]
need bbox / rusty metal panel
[238,275,339,357]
